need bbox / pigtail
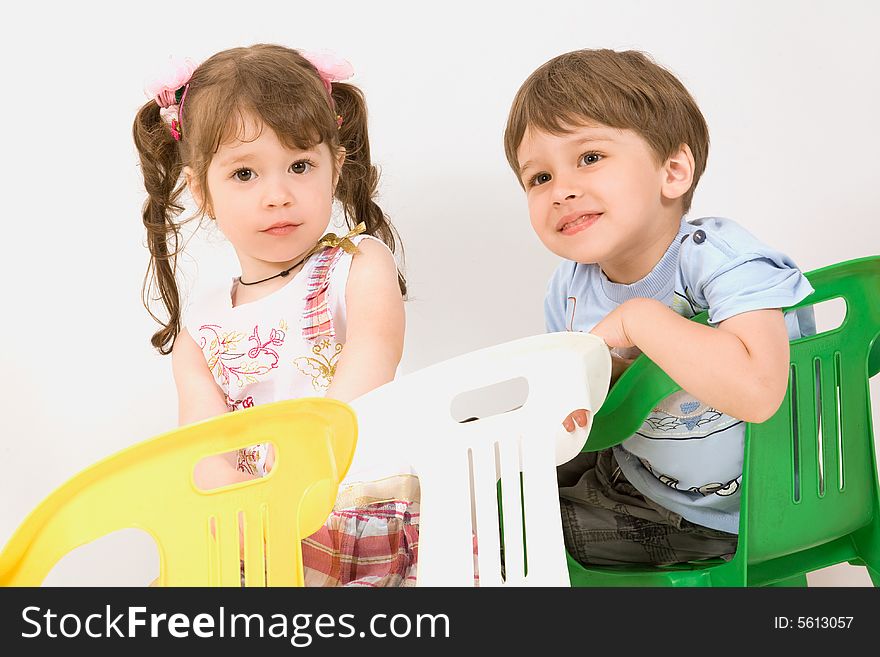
[133,100,188,354]
[331,83,407,296]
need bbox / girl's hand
[562,408,590,433]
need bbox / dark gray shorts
[558,449,738,566]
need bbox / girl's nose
[263,178,295,208]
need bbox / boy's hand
[610,353,637,384]
[589,301,638,350]
[562,409,590,432]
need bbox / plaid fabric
[303,474,421,587]
[302,246,345,341]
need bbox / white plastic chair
[349,332,611,587]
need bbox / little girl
[134,44,417,586]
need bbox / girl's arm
[326,239,405,403]
[171,329,256,487]
[592,298,790,423]
[172,329,229,425]
[262,241,404,475]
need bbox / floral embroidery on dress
[294,339,344,391]
[237,444,265,476]
[227,395,255,411]
[199,320,287,389]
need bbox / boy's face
[516,122,686,282]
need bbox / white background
[1,0,878,586]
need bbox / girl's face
[196,114,344,281]
[515,122,691,284]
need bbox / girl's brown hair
[504,49,709,212]
[133,44,405,354]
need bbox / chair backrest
[584,256,880,580]
[350,332,611,587]
[744,256,880,565]
[0,398,357,587]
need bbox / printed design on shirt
[643,408,725,433]
[640,391,740,436]
[293,338,344,391]
[198,319,288,389]
[671,287,705,319]
[689,479,740,497]
[640,459,741,498]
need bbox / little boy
[504,49,815,565]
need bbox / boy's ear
[661,143,695,202]
[183,166,212,217]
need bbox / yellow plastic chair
[0,398,357,587]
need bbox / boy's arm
[591,298,790,423]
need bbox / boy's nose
[551,174,582,205]
[552,190,581,206]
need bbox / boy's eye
[233,168,254,182]
[580,152,602,166]
[291,160,313,174]
[531,172,552,187]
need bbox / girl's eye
[291,161,313,174]
[580,152,602,166]
[531,172,552,187]
[233,168,254,182]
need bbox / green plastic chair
[567,256,880,587]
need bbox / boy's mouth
[557,212,602,235]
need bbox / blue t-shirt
[545,217,816,534]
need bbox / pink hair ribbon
[144,56,198,141]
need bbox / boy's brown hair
[504,49,709,213]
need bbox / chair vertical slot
[498,439,526,583]
[494,441,507,583]
[262,504,269,587]
[470,445,503,586]
[789,364,801,502]
[207,516,219,587]
[834,352,845,491]
[518,437,528,578]
[218,512,242,587]
[241,508,266,587]
[814,358,825,497]
[466,448,479,586]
